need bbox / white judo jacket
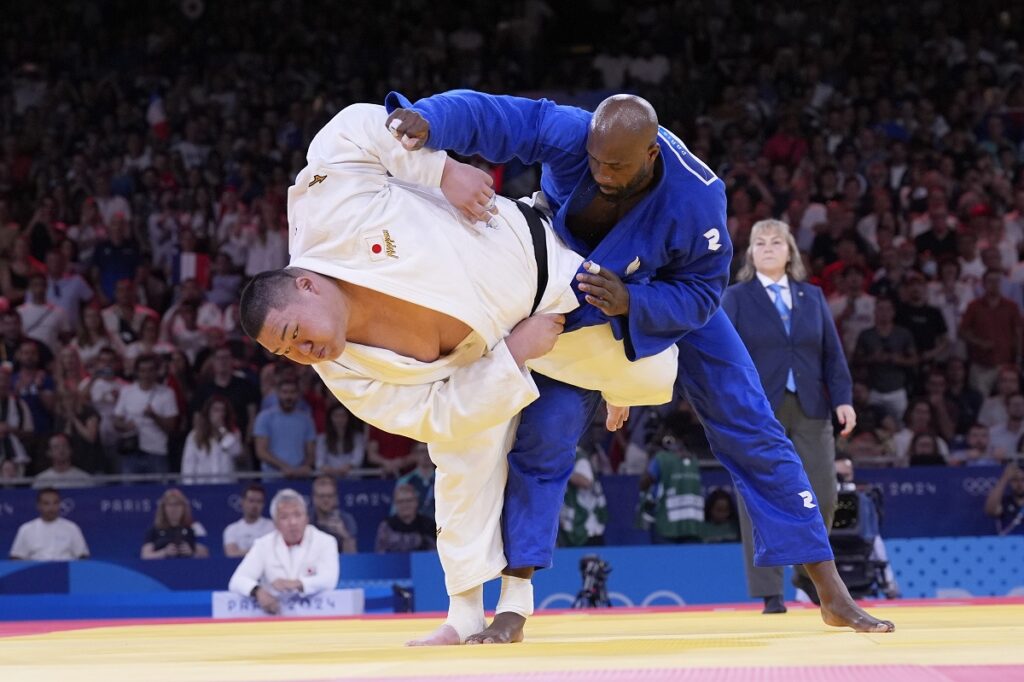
[228,525,340,598]
[289,104,677,594]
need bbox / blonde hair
[735,219,807,283]
[154,488,194,529]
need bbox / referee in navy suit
[722,219,856,614]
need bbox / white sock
[444,585,485,642]
[495,575,534,618]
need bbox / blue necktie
[767,283,797,393]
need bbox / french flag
[147,94,170,140]
[173,252,210,288]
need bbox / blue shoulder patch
[657,128,718,186]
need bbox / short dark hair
[36,487,59,503]
[243,483,266,498]
[239,268,303,340]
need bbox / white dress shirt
[756,271,793,308]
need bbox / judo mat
[2,599,1022,682]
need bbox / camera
[573,554,612,609]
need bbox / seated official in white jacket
[228,489,340,615]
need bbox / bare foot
[465,612,526,644]
[803,560,894,633]
[820,596,895,633]
[406,623,463,646]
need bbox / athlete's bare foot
[406,623,463,646]
[465,612,526,644]
[804,560,895,633]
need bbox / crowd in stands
[2,1,1024,548]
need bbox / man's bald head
[586,95,661,203]
[590,95,659,148]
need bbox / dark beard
[598,163,655,205]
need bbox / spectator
[253,378,315,478]
[828,266,877,357]
[928,258,971,348]
[32,433,95,489]
[122,315,175,377]
[191,345,259,440]
[181,396,241,485]
[17,272,70,356]
[315,402,366,478]
[140,488,209,559]
[987,394,1024,461]
[891,399,950,466]
[242,208,287,278]
[91,216,141,301]
[82,346,126,461]
[638,425,704,545]
[0,236,43,307]
[101,278,157,348]
[112,354,179,474]
[309,475,358,554]
[8,487,89,560]
[960,270,1023,396]
[44,251,93,329]
[393,443,435,519]
[0,457,18,486]
[13,339,56,437]
[228,488,340,615]
[984,462,1024,536]
[374,484,436,553]
[70,306,121,371]
[160,279,223,342]
[854,298,919,422]
[223,483,275,558]
[945,358,983,435]
[365,426,417,478]
[896,271,949,366]
[700,490,740,543]
[919,370,958,443]
[908,432,948,467]
[949,424,1000,467]
[0,367,34,476]
[977,366,1021,428]
[557,447,608,548]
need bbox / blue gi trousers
[502,308,835,570]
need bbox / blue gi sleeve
[816,286,853,407]
[614,181,731,360]
[384,90,590,203]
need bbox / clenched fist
[384,108,431,151]
[506,313,566,367]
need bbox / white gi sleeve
[228,538,268,596]
[317,340,539,443]
[308,103,447,189]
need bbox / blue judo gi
[384,90,834,570]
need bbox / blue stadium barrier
[0,467,1008,562]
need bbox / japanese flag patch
[365,230,398,261]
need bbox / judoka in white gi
[228,489,340,615]
[239,103,677,644]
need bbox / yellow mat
[1,604,1022,682]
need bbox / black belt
[514,200,549,315]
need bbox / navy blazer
[721,278,852,420]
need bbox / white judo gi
[290,104,676,594]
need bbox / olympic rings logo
[961,477,998,496]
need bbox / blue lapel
[789,280,811,339]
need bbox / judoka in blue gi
[385,90,895,642]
